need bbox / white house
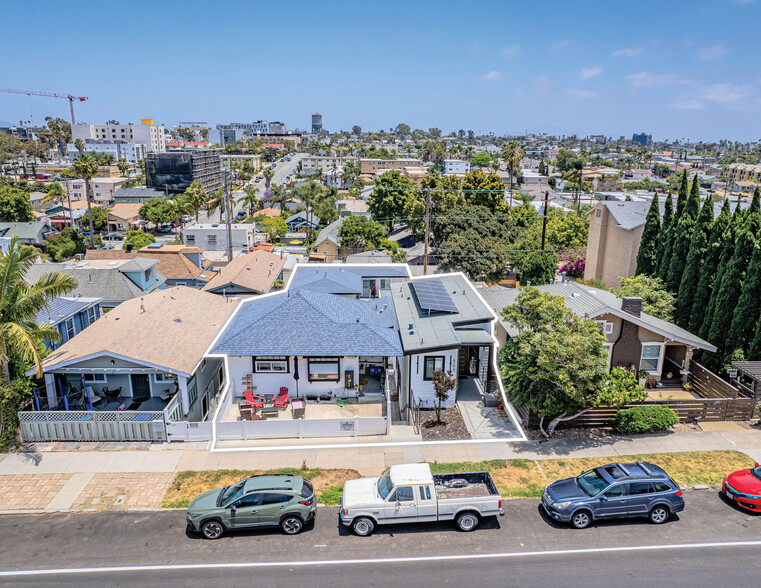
[183,223,256,251]
[443,159,471,175]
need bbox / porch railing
[164,392,184,422]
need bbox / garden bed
[420,407,471,441]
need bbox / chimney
[621,296,642,317]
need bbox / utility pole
[423,188,431,275]
[224,172,233,263]
[541,190,549,250]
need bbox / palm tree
[268,186,288,211]
[71,155,99,247]
[237,186,259,217]
[263,166,274,189]
[183,181,206,222]
[490,155,501,174]
[41,181,64,207]
[117,158,129,177]
[0,237,78,383]
[206,188,225,221]
[500,140,525,206]
[74,138,85,156]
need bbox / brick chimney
[621,296,642,317]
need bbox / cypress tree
[655,191,674,279]
[675,170,689,218]
[705,219,757,369]
[748,308,761,360]
[675,196,714,327]
[635,194,660,276]
[688,200,730,334]
[699,206,740,341]
[665,176,700,293]
[727,241,761,356]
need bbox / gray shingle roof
[35,296,102,327]
[0,222,52,240]
[211,289,402,356]
[315,218,343,246]
[113,188,166,198]
[480,282,715,351]
[119,257,158,272]
[289,265,410,295]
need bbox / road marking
[2,540,761,577]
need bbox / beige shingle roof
[202,250,286,294]
[136,245,217,281]
[40,287,238,376]
[108,203,142,220]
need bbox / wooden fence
[689,361,742,399]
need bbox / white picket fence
[215,415,387,441]
[19,411,167,442]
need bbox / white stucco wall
[405,347,460,408]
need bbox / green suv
[186,475,316,539]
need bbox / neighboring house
[360,158,421,176]
[183,223,256,251]
[287,263,409,299]
[346,251,392,264]
[0,236,10,253]
[63,177,124,206]
[112,187,166,204]
[313,218,347,261]
[387,226,415,248]
[285,211,319,232]
[0,221,57,245]
[108,203,143,232]
[443,159,470,175]
[35,296,102,350]
[25,258,167,311]
[32,287,237,421]
[480,282,716,382]
[44,201,90,231]
[202,250,286,296]
[337,199,370,218]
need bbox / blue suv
[542,461,684,529]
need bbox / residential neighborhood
[0,0,760,584]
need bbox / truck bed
[433,472,499,500]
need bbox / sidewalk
[2,427,760,514]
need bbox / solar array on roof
[411,279,458,313]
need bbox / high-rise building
[311,113,323,134]
[632,132,652,146]
[72,121,166,153]
[145,150,222,194]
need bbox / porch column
[44,373,56,405]
[178,376,189,416]
[683,346,694,383]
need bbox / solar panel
[411,279,458,313]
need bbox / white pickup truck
[339,463,504,536]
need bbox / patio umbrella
[81,376,94,411]
[293,357,299,398]
[33,388,40,411]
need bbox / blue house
[36,296,103,350]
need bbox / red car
[723,463,761,512]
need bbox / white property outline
[202,262,528,451]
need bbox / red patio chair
[273,390,290,409]
[244,389,264,412]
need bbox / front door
[384,486,418,523]
[130,374,150,398]
[257,493,292,526]
[416,485,437,522]
[228,493,260,528]
[595,483,629,518]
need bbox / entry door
[416,485,437,522]
[130,374,150,398]
[596,484,630,518]
[384,486,418,523]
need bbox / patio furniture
[239,406,253,420]
[102,386,121,402]
[244,389,264,412]
[273,391,290,409]
[260,405,279,418]
[291,398,306,419]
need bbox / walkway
[456,377,522,440]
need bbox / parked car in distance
[722,462,761,512]
[235,210,246,220]
[340,463,503,536]
[186,475,316,539]
[156,224,173,233]
[542,461,684,529]
[182,215,193,223]
[105,233,124,241]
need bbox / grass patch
[160,451,754,508]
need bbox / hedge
[614,405,679,434]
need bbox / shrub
[614,405,679,434]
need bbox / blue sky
[2,0,760,141]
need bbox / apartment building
[145,150,222,194]
[300,155,358,173]
[443,159,470,175]
[66,141,146,164]
[72,120,166,153]
[360,158,421,175]
[220,154,263,172]
[726,162,761,183]
[62,177,124,206]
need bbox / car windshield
[577,469,609,496]
[220,481,246,505]
[751,466,761,481]
[378,470,394,500]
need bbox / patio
[226,396,384,422]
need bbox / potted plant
[638,370,649,387]
[319,393,332,401]
[305,394,318,402]
[682,381,692,392]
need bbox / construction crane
[0,88,89,127]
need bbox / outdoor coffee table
[260,406,279,418]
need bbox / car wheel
[201,520,224,540]
[352,517,375,537]
[456,512,480,532]
[281,516,304,535]
[571,510,592,529]
[649,505,670,524]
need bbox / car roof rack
[617,463,631,477]
[636,461,652,476]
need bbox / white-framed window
[602,342,613,370]
[595,320,613,334]
[186,234,195,243]
[640,343,663,373]
[424,356,445,381]
[87,306,97,325]
[254,356,289,373]
[64,318,75,340]
[380,278,392,289]
[208,235,217,243]
[307,357,340,382]
[83,373,106,382]
[155,373,176,383]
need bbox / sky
[1,0,760,142]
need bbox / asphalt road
[0,491,758,586]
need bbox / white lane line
[2,540,761,577]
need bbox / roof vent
[173,316,182,323]
[571,292,579,298]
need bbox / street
[0,491,758,586]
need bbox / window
[602,343,613,369]
[208,235,217,243]
[595,320,613,334]
[423,356,445,381]
[390,486,414,502]
[640,344,662,372]
[155,373,176,382]
[235,493,260,508]
[83,373,106,382]
[308,357,340,382]
[87,306,97,325]
[652,481,672,493]
[253,356,289,373]
[64,318,75,340]
[144,268,153,282]
[260,493,291,505]
[419,486,431,500]
[595,209,602,218]
[186,235,195,243]
[604,484,628,499]
[380,278,392,289]
[629,482,652,495]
